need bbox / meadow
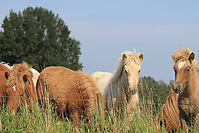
[0,79,197,133]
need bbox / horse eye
[124,70,127,74]
[138,70,141,73]
[186,69,189,72]
[5,91,8,96]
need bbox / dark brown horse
[157,90,181,133]
[36,66,105,124]
[5,62,37,114]
[172,46,199,132]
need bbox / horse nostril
[172,84,175,90]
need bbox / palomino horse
[0,63,11,106]
[91,50,143,115]
[5,62,37,114]
[172,46,199,132]
[157,90,180,133]
[36,66,105,124]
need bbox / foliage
[138,76,173,113]
[0,7,83,71]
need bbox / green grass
[0,84,198,133]
[0,101,163,132]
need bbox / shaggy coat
[5,62,37,114]
[157,90,180,133]
[0,64,11,106]
[36,66,105,124]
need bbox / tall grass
[0,80,197,132]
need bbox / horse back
[36,67,105,121]
[91,71,112,96]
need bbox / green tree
[0,7,83,71]
[138,76,172,113]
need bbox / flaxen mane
[111,50,142,83]
[172,46,198,70]
[6,62,33,89]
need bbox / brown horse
[5,62,37,114]
[157,90,181,133]
[36,66,105,124]
[0,63,11,106]
[172,46,199,132]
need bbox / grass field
[0,83,197,133]
[0,104,161,132]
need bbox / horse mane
[111,50,142,83]
[6,61,33,88]
[172,46,199,70]
[0,62,13,70]
[158,90,180,132]
[75,71,104,105]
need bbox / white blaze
[13,85,16,91]
[178,61,185,70]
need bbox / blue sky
[1,1,199,84]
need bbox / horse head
[172,52,195,93]
[122,52,144,95]
[4,62,36,114]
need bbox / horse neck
[109,67,127,94]
[185,68,199,94]
[26,78,36,96]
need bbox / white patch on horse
[13,85,16,91]
[178,61,185,70]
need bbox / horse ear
[139,54,144,61]
[171,55,174,60]
[188,52,195,63]
[122,54,127,60]
[23,74,28,83]
[5,72,9,79]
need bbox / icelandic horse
[172,46,199,132]
[5,62,37,114]
[91,50,143,116]
[1,62,39,89]
[36,66,105,125]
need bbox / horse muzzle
[172,81,184,94]
[129,87,138,95]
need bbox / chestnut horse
[91,50,143,115]
[0,63,11,106]
[157,90,180,133]
[172,46,199,132]
[5,62,37,114]
[1,62,40,89]
[36,66,105,124]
